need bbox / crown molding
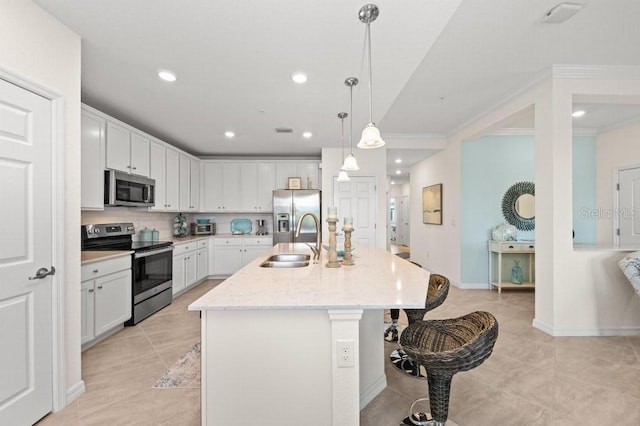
[553,65,640,80]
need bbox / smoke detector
[542,3,583,23]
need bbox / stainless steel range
[81,223,174,325]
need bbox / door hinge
[616,228,620,236]
[617,183,620,190]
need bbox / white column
[328,309,363,426]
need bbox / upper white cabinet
[81,108,106,210]
[241,163,276,212]
[105,122,150,177]
[149,140,167,212]
[179,155,201,212]
[276,161,320,189]
[202,163,241,212]
[165,149,180,212]
[190,158,201,212]
[202,161,316,213]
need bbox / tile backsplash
[82,208,272,241]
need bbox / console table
[488,240,535,293]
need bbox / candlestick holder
[342,225,354,266]
[325,216,341,268]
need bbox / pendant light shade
[337,170,350,182]
[357,4,385,149]
[343,77,360,171]
[337,112,350,182]
[359,123,384,149]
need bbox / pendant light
[336,112,350,182]
[342,77,360,171]
[357,4,385,149]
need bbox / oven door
[132,246,173,304]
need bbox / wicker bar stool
[398,311,499,426]
[390,273,450,378]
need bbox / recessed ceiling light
[396,170,401,175]
[391,181,396,185]
[302,131,312,138]
[158,70,177,82]
[395,158,402,164]
[224,131,235,138]
[291,72,308,84]
[572,110,586,118]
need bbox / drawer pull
[93,269,99,273]
[97,285,103,290]
[508,245,515,249]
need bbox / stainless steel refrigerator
[273,190,321,245]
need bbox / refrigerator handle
[291,202,295,237]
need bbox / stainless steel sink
[259,253,311,268]
[266,254,310,262]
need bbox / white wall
[0,0,82,405]
[321,148,387,249]
[595,122,640,245]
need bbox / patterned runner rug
[153,342,201,389]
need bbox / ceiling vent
[275,127,293,133]
[542,3,583,23]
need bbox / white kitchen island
[188,243,429,426]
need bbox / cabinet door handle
[88,288,94,293]
[508,245,514,249]
[132,166,137,170]
[97,285,103,290]
[93,269,99,273]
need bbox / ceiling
[34,0,640,183]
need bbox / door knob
[29,266,56,280]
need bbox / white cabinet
[179,155,201,212]
[149,140,167,211]
[212,238,244,276]
[81,109,106,210]
[165,149,180,211]
[196,239,209,281]
[212,236,272,276]
[488,240,535,293]
[202,163,242,212]
[105,121,150,176]
[173,238,208,296]
[276,161,320,189]
[190,158,201,212]
[81,255,132,347]
[243,237,273,265]
[241,163,276,212]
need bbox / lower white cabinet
[81,255,132,347]
[212,236,272,276]
[173,238,209,296]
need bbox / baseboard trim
[455,281,491,290]
[360,374,387,410]
[533,318,640,336]
[62,380,86,410]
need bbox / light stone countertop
[81,250,133,264]
[189,243,429,311]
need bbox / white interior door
[333,176,376,248]
[0,78,53,425]
[618,167,640,246]
[397,195,409,246]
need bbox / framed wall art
[287,177,302,190]
[422,183,443,225]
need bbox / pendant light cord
[341,117,346,160]
[349,84,354,155]
[366,22,373,123]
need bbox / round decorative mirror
[501,181,535,230]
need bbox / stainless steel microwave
[104,169,155,207]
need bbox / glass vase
[511,260,523,284]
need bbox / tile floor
[39,278,640,426]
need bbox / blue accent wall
[460,134,596,284]
[461,135,535,284]
[572,135,597,244]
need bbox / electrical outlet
[336,339,355,368]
